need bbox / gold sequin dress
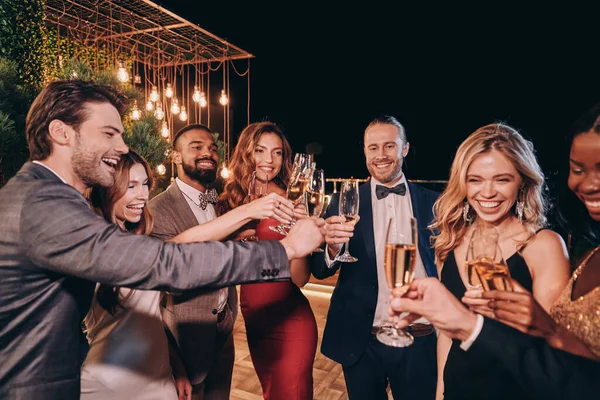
[550,246,600,357]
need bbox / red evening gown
[240,218,318,400]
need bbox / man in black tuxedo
[311,115,439,399]
[390,278,598,400]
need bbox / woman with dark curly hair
[216,121,318,400]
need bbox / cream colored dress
[550,246,600,358]
[80,286,178,399]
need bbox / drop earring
[463,202,472,224]
[516,200,524,224]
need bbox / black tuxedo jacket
[473,319,599,399]
[311,180,439,365]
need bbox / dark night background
[159,1,599,185]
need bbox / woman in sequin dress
[485,102,600,360]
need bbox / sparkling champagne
[306,191,325,216]
[470,258,512,291]
[343,215,359,226]
[287,178,308,202]
[384,244,417,291]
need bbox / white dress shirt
[370,176,429,326]
[175,178,227,312]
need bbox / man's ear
[48,120,71,146]
[402,142,410,157]
[171,150,182,165]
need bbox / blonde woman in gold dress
[485,102,600,360]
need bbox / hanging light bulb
[134,75,141,84]
[179,105,188,121]
[192,86,201,103]
[150,86,159,102]
[156,164,167,176]
[70,71,78,79]
[117,61,129,83]
[155,102,165,120]
[146,100,154,111]
[220,165,231,180]
[165,83,174,98]
[170,98,180,115]
[219,90,228,106]
[199,92,207,108]
[130,101,141,120]
[161,121,170,138]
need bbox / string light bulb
[220,164,231,179]
[170,98,180,115]
[179,105,188,121]
[150,86,159,102]
[130,101,141,120]
[156,164,167,176]
[117,61,129,83]
[155,102,165,120]
[165,83,174,98]
[199,92,207,108]
[70,71,78,79]
[134,75,141,84]
[219,90,228,106]
[146,100,154,111]
[161,121,169,138]
[192,86,201,103]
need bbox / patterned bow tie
[198,188,219,210]
[375,183,406,200]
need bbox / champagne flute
[242,171,269,242]
[334,179,359,262]
[376,217,418,347]
[306,168,325,252]
[465,223,513,291]
[269,161,312,235]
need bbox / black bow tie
[375,183,407,200]
[198,188,219,210]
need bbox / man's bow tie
[375,183,406,200]
[198,188,219,210]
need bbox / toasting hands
[246,193,294,224]
[389,278,479,341]
[280,217,326,260]
[323,215,357,257]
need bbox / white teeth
[478,201,501,208]
[102,158,117,166]
[585,200,600,208]
[375,163,391,169]
[127,204,144,210]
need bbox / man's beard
[182,158,217,185]
[368,159,402,184]
[72,134,115,188]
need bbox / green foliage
[123,112,170,169]
[212,132,227,163]
[0,0,47,88]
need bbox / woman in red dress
[216,121,317,399]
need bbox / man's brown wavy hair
[216,121,293,215]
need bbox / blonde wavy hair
[215,121,293,215]
[432,123,547,266]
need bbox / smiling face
[113,162,150,226]
[173,128,219,186]
[465,149,523,225]
[364,123,409,185]
[253,132,283,182]
[70,102,128,188]
[568,130,600,222]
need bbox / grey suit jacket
[149,182,238,385]
[0,163,290,399]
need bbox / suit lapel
[358,182,377,270]
[408,182,437,277]
[166,183,200,232]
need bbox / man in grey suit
[149,124,236,400]
[0,80,324,399]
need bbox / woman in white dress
[80,150,294,399]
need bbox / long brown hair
[216,121,293,214]
[87,150,154,314]
[432,123,547,267]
